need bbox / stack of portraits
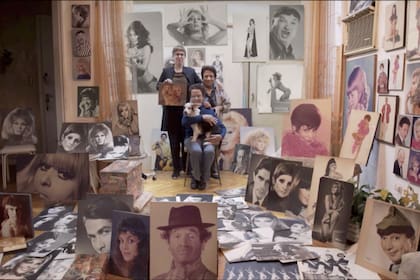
[71,5,91,80]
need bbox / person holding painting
[157,45,201,179]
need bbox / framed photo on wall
[77,87,99,118]
[376,59,389,93]
[376,95,399,145]
[383,1,405,51]
[388,52,405,90]
[356,198,420,279]
[393,146,409,179]
[406,1,420,61]
[72,5,90,28]
[405,61,420,114]
[394,114,412,147]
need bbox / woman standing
[157,45,201,179]
[244,18,257,57]
[321,182,344,242]
[126,20,157,93]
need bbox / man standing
[245,157,272,205]
[376,206,416,274]
[269,6,302,60]
[153,205,216,280]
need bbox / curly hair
[1,108,37,144]
[126,20,153,51]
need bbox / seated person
[182,84,226,190]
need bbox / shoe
[198,181,207,190]
[190,178,198,190]
[171,170,180,179]
[211,173,220,179]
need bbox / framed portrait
[393,146,410,179]
[0,107,37,146]
[16,153,90,204]
[348,0,373,15]
[407,149,420,186]
[150,129,172,171]
[376,95,399,144]
[124,12,162,94]
[77,86,99,118]
[163,3,227,46]
[280,98,331,158]
[0,193,33,238]
[356,198,420,279]
[383,1,406,51]
[412,116,420,151]
[406,1,420,61]
[86,122,114,160]
[150,202,217,279]
[231,4,269,62]
[376,59,389,93]
[208,53,224,83]
[231,144,251,175]
[340,110,380,166]
[343,54,376,134]
[72,29,91,57]
[394,114,413,147]
[240,126,276,156]
[109,210,149,279]
[405,62,420,114]
[72,57,91,80]
[187,47,205,76]
[71,5,90,28]
[158,80,187,106]
[388,52,405,90]
[305,156,355,227]
[312,177,354,249]
[219,109,252,171]
[112,100,139,136]
[257,63,304,113]
[269,5,304,60]
[58,123,88,153]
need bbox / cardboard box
[99,160,143,198]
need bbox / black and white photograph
[87,122,114,160]
[213,195,248,209]
[0,193,33,238]
[0,252,57,280]
[217,206,235,220]
[57,123,88,153]
[27,231,74,257]
[124,12,162,94]
[164,3,227,46]
[77,86,99,118]
[231,4,268,62]
[16,153,89,204]
[112,100,139,136]
[71,5,90,28]
[231,144,251,175]
[269,5,304,60]
[217,231,243,250]
[215,186,246,197]
[312,177,354,248]
[72,29,91,57]
[32,205,74,231]
[220,241,255,263]
[150,202,217,279]
[76,194,133,255]
[210,54,224,83]
[252,243,319,263]
[177,193,213,202]
[257,63,303,113]
[72,57,91,80]
[52,213,78,234]
[55,237,76,260]
[273,218,312,245]
[218,211,252,232]
[245,154,274,206]
[357,198,420,279]
[101,135,130,160]
[223,260,299,280]
[37,258,74,280]
[1,107,37,146]
[187,47,205,76]
[154,196,177,202]
[109,210,149,279]
[299,247,380,280]
[349,0,373,15]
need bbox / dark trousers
[168,131,185,172]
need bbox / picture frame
[383,1,406,51]
[394,115,413,148]
[71,5,90,28]
[356,198,420,279]
[393,146,410,179]
[406,0,420,61]
[376,59,389,93]
[376,95,399,145]
[77,87,99,118]
[72,57,91,80]
[58,123,88,153]
[407,149,420,186]
[404,61,420,114]
[158,80,187,106]
[0,193,33,238]
[111,100,139,136]
[388,52,405,90]
[240,126,276,156]
[231,144,251,175]
[348,0,373,16]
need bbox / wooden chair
[1,144,36,190]
[184,146,222,187]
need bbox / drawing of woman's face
[94,131,106,145]
[221,120,239,152]
[187,11,203,32]
[12,118,27,136]
[62,133,82,152]
[128,29,138,46]
[119,231,140,262]
[254,137,267,153]
[273,174,293,198]
[33,161,79,202]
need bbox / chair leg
[184,151,189,187]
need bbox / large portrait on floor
[15,153,89,204]
[240,126,276,156]
[356,198,420,279]
[150,202,217,279]
[0,193,33,238]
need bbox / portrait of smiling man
[269,5,304,60]
[151,202,217,280]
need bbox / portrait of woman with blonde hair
[243,128,271,155]
[1,108,37,145]
[87,123,114,159]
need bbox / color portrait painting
[388,52,405,90]
[164,3,227,46]
[404,62,420,115]
[393,146,409,179]
[158,80,187,106]
[72,57,91,80]
[257,63,304,113]
[406,1,420,61]
[356,199,420,279]
[0,193,33,239]
[240,126,276,156]
[343,55,376,134]
[395,114,412,148]
[383,1,406,51]
[376,95,398,144]
[407,149,420,186]
[340,110,380,166]
[376,59,389,93]
[124,12,163,94]
[231,4,268,62]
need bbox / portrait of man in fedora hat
[150,203,217,280]
[376,206,417,274]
